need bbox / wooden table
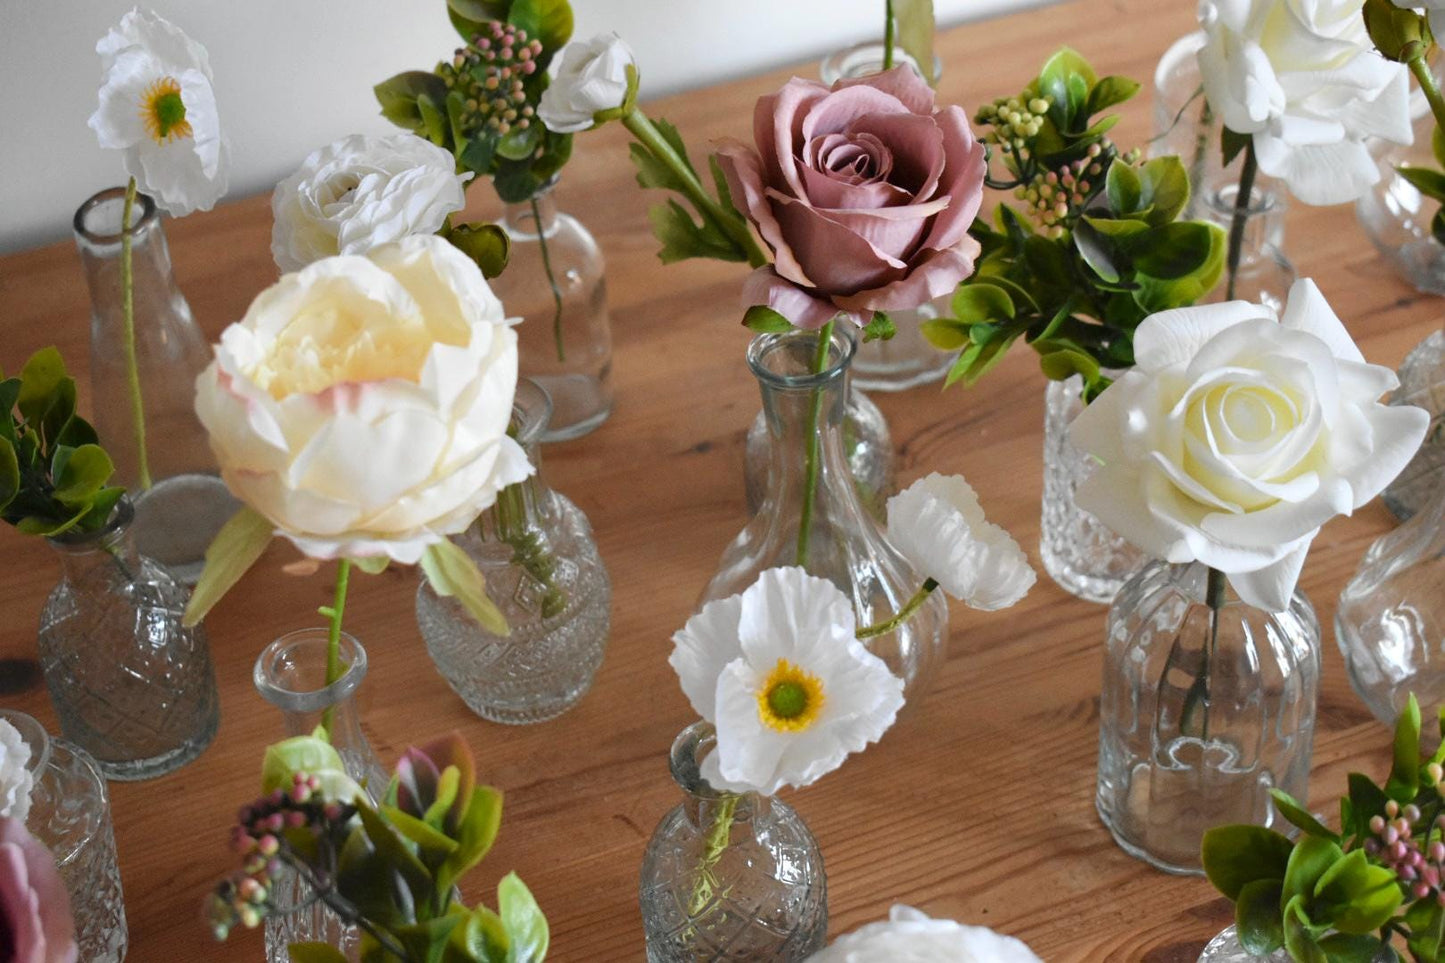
[1,1,1439,959]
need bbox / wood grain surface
[1,1,1440,960]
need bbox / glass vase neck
[0,710,52,785]
[478,378,552,543]
[669,722,765,829]
[254,629,368,734]
[500,181,560,240]
[73,187,179,297]
[46,498,141,582]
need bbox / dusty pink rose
[717,66,986,329]
[0,817,78,963]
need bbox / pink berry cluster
[438,21,542,137]
[1363,797,1445,905]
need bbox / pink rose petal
[918,105,986,253]
[833,239,983,314]
[834,64,937,114]
[846,112,945,200]
[742,268,863,329]
[771,192,907,293]
[716,140,813,286]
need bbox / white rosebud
[537,32,637,134]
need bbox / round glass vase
[703,326,948,700]
[37,497,219,780]
[1096,561,1320,875]
[490,181,613,441]
[73,187,240,583]
[1,710,127,963]
[1197,924,1395,962]
[638,722,827,962]
[1380,327,1445,521]
[416,379,612,724]
[254,629,391,963]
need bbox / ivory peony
[0,818,78,963]
[1070,279,1430,611]
[807,905,1042,962]
[195,233,531,564]
[537,33,637,134]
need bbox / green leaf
[1316,852,1403,934]
[374,72,451,136]
[1128,222,1219,280]
[0,438,17,515]
[506,0,573,67]
[1235,879,1285,955]
[1131,223,1226,313]
[1038,346,1101,385]
[1222,126,1252,169]
[1434,124,1445,172]
[495,122,543,162]
[394,915,464,963]
[356,800,435,908]
[1201,825,1295,900]
[1283,895,1328,963]
[16,347,66,426]
[288,943,352,963]
[862,312,896,343]
[1388,692,1423,802]
[1398,165,1445,203]
[1086,75,1140,115]
[1082,215,1149,239]
[1038,47,1098,128]
[1346,773,1391,840]
[893,0,936,86]
[435,785,504,897]
[450,904,510,962]
[646,199,746,264]
[421,539,510,636]
[1317,933,1391,963]
[1073,218,1122,283]
[447,222,511,279]
[1269,789,1339,842]
[952,282,1015,324]
[262,734,349,796]
[1283,835,1344,909]
[379,804,460,861]
[1408,898,1445,961]
[920,318,972,351]
[499,873,549,963]
[742,306,794,334]
[460,134,498,179]
[1022,236,1072,295]
[1137,156,1191,226]
[183,506,272,627]
[51,444,113,508]
[629,142,688,194]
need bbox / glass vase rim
[45,496,134,553]
[73,186,159,245]
[746,324,857,392]
[1134,558,1313,612]
[0,710,52,783]
[670,720,752,803]
[253,628,369,713]
[511,377,553,449]
[819,39,942,86]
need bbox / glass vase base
[1197,926,1288,962]
[132,472,239,584]
[92,705,217,781]
[530,372,611,442]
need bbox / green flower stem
[319,558,352,738]
[1224,138,1257,301]
[1183,567,1229,742]
[620,109,769,268]
[530,195,567,363]
[795,320,835,568]
[119,177,151,490]
[856,578,939,640]
[1408,53,1445,133]
[883,0,896,69]
[688,793,740,917]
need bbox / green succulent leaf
[1201,825,1295,901]
[16,347,66,427]
[1314,850,1403,934]
[450,904,510,962]
[50,444,113,508]
[435,785,504,897]
[1282,894,1328,963]
[1282,835,1344,908]
[1316,933,1392,963]
[499,873,549,963]
[1235,879,1285,955]
[379,803,460,862]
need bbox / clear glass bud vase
[38,497,218,780]
[491,181,613,441]
[1,710,127,962]
[254,629,390,962]
[73,187,239,583]
[1096,562,1320,875]
[1197,924,1394,962]
[703,326,947,699]
[1380,327,1445,520]
[639,722,827,962]
[416,379,611,723]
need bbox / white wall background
[0,0,1053,254]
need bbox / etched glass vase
[37,497,218,780]
[703,326,947,699]
[1380,327,1445,521]
[639,722,827,962]
[490,181,613,441]
[2,710,127,962]
[74,187,239,583]
[416,379,611,723]
[1197,924,1394,962]
[1096,562,1320,875]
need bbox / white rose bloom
[0,719,34,823]
[195,234,532,564]
[886,473,1035,611]
[1070,279,1430,612]
[538,32,637,133]
[807,905,1044,963]
[271,133,472,273]
[1197,0,1412,205]
[670,567,904,796]
[88,7,229,216]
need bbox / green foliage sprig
[0,348,124,538]
[925,49,1226,400]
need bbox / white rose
[1070,278,1430,612]
[1197,0,1412,205]
[806,905,1043,963]
[538,33,638,134]
[270,133,471,273]
[195,234,531,564]
[0,719,34,823]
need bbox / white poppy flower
[538,33,638,133]
[807,905,1043,963]
[670,567,904,796]
[88,7,229,216]
[0,719,34,823]
[886,473,1036,611]
[1197,0,1412,205]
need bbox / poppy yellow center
[756,659,825,732]
[140,77,192,144]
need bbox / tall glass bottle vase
[1,710,127,962]
[1096,562,1320,875]
[38,497,218,780]
[490,181,613,441]
[416,379,611,723]
[254,629,390,963]
[704,326,947,699]
[73,187,239,583]
[639,722,827,962]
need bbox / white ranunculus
[807,905,1043,963]
[1197,0,1412,205]
[670,567,904,796]
[537,32,637,134]
[1070,279,1430,612]
[0,719,34,823]
[195,233,531,564]
[886,473,1036,611]
[271,133,472,273]
[88,7,229,216]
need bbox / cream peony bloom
[886,474,1035,611]
[271,133,472,273]
[88,7,229,216]
[1197,0,1412,205]
[807,905,1043,963]
[537,32,637,133]
[670,567,904,796]
[195,233,531,564]
[1070,279,1430,611]
[0,719,34,823]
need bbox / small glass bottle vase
[416,379,612,723]
[38,497,218,780]
[639,722,827,962]
[74,187,239,583]
[254,629,391,963]
[1,710,127,962]
[1197,924,1395,962]
[704,327,947,699]
[1096,562,1320,875]
[490,182,613,441]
